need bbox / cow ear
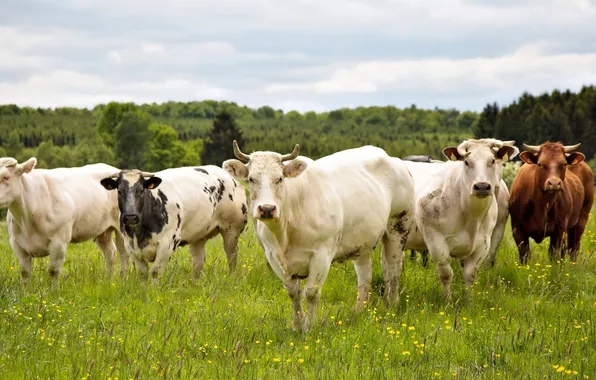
[566,152,585,166]
[496,146,518,162]
[144,177,162,189]
[519,151,538,165]
[223,159,248,179]
[15,157,37,175]
[100,178,119,190]
[283,159,307,178]
[442,147,463,161]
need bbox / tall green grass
[0,209,595,379]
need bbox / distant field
[0,207,595,379]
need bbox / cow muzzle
[472,182,492,198]
[123,214,140,225]
[255,204,278,220]
[545,178,563,193]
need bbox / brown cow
[509,142,594,264]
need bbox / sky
[1,0,596,113]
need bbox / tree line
[0,101,476,170]
[1,85,596,174]
[473,85,596,168]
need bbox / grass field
[0,210,595,379]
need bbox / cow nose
[473,182,492,192]
[257,204,277,219]
[123,214,139,225]
[546,178,563,191]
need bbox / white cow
[223,141,415,331]
[405,139,518,267]
[0,157,129,286]
[404,139,518,300]
[100,166,247,284]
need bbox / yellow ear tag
[502,153,509,162]
[147,183,155,189]
[450,153,457,161]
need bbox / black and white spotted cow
[100,166,247,283]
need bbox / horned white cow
[100,166,247,284]
[0,157,129,286]
[223,141,415,331]
[404,139,518,267]
[404,139,518,300]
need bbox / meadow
[0,209,595,379]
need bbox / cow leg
[512,227,531,265]
[462,246,489,300]
[421,250,429,268]
[283,278,304,332]
[11,242,32,288]
[381,232,406,307]
[189,239,207,280]
[567,221,586,262]
[302,254,332,331]
[548,227,565,262]
[47,240,67,287]
[149,245,172,285]
[132,254,149,281]
[409,250,417,262]
[94,230,116,277]
[114,232,130,277]
[352,251,372,311]
[426,237,453,301]
[488,215,507,268]
[221,226,241,273]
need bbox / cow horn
[281,144,300,162]
[233,140,251,162]
[502,140,516,146]
[140,171,154,178]
[563,143,581,153]
[456,141,471,158]
[522,143,541,153]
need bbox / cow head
[100,170,163,226]
[223,141,305,221]
[442,139,518,198]
[0,157,37,208]
[519,142,584,193]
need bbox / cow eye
[248,177,254,184]
[276,177,283,184]
[464,160,469,166]
[491,159,495,165]
[2,175,9,181]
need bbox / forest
[1,85,596,174]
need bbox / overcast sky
[1,0,596,113]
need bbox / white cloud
[1,0,595,112]
[0,70,230,108]
[107,51,122,62]
[141,43,165,54]
[265,44,596,100]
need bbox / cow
[403,139,518,301]
[403,139,518,269]
[0,157,129,287]
[100,166,247,284]
[509,142,594,264]
[223,141,415,331]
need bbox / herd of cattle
[0,138,593,331]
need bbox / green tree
[97,102,138,146]
[144,123,187,171]
[114,111,152,169]
[6,130,24,158]
[201,110,244,166]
